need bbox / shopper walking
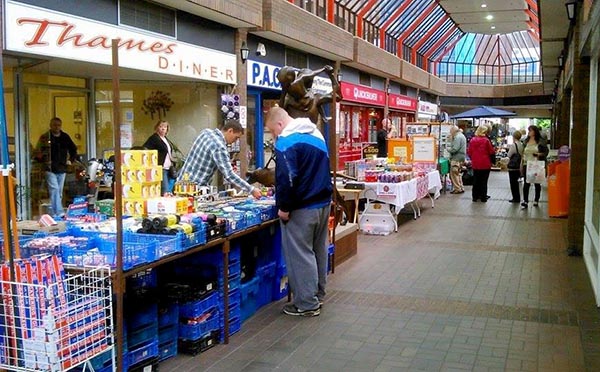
[506,131,524,203]
[448,125,466,194]
[143,120,177,195]
[521,125,549,209]
[264,106,332,317]
[467,125,495,202]
[33,117,78,217]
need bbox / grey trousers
[280,206,330,311]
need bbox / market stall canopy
[450,106,517,119]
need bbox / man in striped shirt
[178,120,262,198]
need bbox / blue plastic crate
[219,301,241,328]
[327,244,335,273]
[128,323,158,349]
[256,262,276,309]
[127,269,158,289]
[240,276,260,323]
[95,236,158,270]
[158,339,178,361]
[179,310,220,341]
[179,291,219,319]
[218,273,241,291]
[272,264,289,301]
[126,303,158,330]
[158,303,179,328]
[128,338,159,366]
[158,324,178,345]
[181,229,207,250]
[219,315,241,343]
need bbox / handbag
[507,143,521,169]
[167,163,178,179]
[526,159,546,184]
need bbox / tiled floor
[162,172,600,371]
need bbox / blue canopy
[450,106,516,119]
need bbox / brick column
[556,94,571,147]
[567,21,590,255]
[235,29,249,178]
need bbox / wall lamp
[240,41,249,63]
[558,54,564,68]
[566,1,577,23]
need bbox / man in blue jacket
[264,106,332,317]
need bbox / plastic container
[158,340,178,361]
[179,330,220,355]
[219,315,241,343]
[256,262,276,308]
[128,323,158,349]
[158,302,179,328]
[179,291,219,319]
[327,244,335,273]
[127,268,158,290]
[126,303,158,330]
[179,310,220,341]
[128,338,159,366]
[158,324,178,345]
[240,276,260,322]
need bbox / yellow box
[121,167,163,183]
[121,150,158,168]
[146,197,188,215]
[122,198,147,216]
[121,182,161,199]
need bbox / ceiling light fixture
[486,15,493,20]
[491,26,496,30]
[481,4,487,8]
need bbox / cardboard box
[122,199,147,216]
[121,150,158,168]
[121,182,161,199]
[17,220,66,236]
[121,166,163,183]
[146,197,188,215]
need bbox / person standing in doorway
[34,117,78,217]
[264,106,332,317]
[448,125,466,194]
[377,118,392,158]
[467,125,495,202]
[143,120,176,195]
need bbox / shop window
[120,0,176,37]
[285,48,308,68]
[359,71,370,86]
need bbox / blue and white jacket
[274,118,332,212]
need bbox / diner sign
[4,1,236,84]
[340,82,386,106]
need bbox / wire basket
[0,264,114,372]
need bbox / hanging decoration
[220,94,240,121]
[142,90,174,120]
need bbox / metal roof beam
[411,14,449,69]
[396,1,438,59]
[356,0,380,37]
[378,0,414,50]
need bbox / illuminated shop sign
[340,82,385,106]
[4,1,236,83]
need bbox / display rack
[0,266,114,372]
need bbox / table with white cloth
[338,171,443,232]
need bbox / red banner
[388,93,417,111]
[340,82,386,106]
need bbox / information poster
[120,123,132,148]
[412,136,436,162]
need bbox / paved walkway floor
[162,172,600,371]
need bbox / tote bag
[526,160,546,184]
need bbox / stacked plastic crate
[178,290,220,355]
[125,270,160,371]
[157,301,178,361]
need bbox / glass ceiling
[332,0,541,84]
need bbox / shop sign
[340,82,385,106]
[418,101,438,116]
[247,60,332,94]
[388,93,417,111]
[4,1,236,84]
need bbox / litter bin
[547,160,570,217]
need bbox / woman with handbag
[143,120,177,195]
[521,125,549,209]
[467,125,496,202]
[507,130,524,203]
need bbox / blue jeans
[45,171,66,216]
[162,169,175,195]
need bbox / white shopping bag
[526,160,546,184]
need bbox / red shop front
[387,93,417,139]
[338,82,386,170]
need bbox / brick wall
[262,0,353,60]
[400,61,429,88]
[429,75,447,96]
[184,0,263,27]
[351,37,400,77]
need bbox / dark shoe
[283,304,320,317]
[533,201,539,207]
[521,202,528,209]
[480,198,487,203]
[472,199,478,202]
[508,200,520,203]
[485,195,491,200]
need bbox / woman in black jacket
[143,120,176,195]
